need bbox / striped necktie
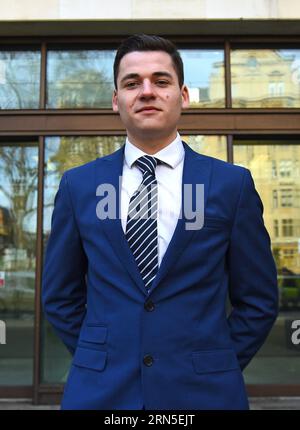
[126,155,159,291]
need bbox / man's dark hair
[113,34,184,89]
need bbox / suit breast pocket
[202,217,231,231]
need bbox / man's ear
[181,85,190,109]
[112,89,119,112]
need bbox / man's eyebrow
[120,73,139,84]
[120,71,173,84]
[152,71,173,79]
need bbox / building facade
[0,0,300,404]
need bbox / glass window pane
[179,49,225,108]
[0,51,41,109]
[233,139,300,384]
[231,49,300,108]
[182,135,227,161]
[46,50,116,109]
[42,136,124,383]
[0,142,38,385]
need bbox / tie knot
[135,155,158,176]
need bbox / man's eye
[125,82,138,88]
[156,80,169,86]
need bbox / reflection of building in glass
[186,49,300,108]
[183,135,227,161]
[229,50,300,107]
[234,143,300,279]
[208,59,226,108]
[180,49,225,108]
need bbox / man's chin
[135,127,169,138]
[134,122,170,133]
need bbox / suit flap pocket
[73,346,107,371]
[192,349,239,374]
[79,325,107,344]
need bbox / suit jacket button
[144,300,155,312]
[143,355,154,367]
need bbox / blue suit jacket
[42,142,278,410]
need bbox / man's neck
[127,132,178,155]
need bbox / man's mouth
[137,106,161,113]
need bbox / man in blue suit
[42,34,278,410]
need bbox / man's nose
[139,79,155,98]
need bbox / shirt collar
[124,132,184,169]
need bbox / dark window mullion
[33,135,45,404]
[224,40,232,109]
[227,135,233,163]
[39,43,47,109]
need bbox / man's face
[112,51,189,142]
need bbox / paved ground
[250,397,300,410]
[0,397,299,410]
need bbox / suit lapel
[150,142,212,293]
[94,145,147,295]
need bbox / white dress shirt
[120,133,185,267]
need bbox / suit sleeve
[227,168,279,370]
[42,172,87,355]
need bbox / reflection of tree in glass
[47,136,123,177]
[0,146,38,270]
[47,51,115,108]
[0,51,40,109]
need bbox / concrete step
[0,397,299,410]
